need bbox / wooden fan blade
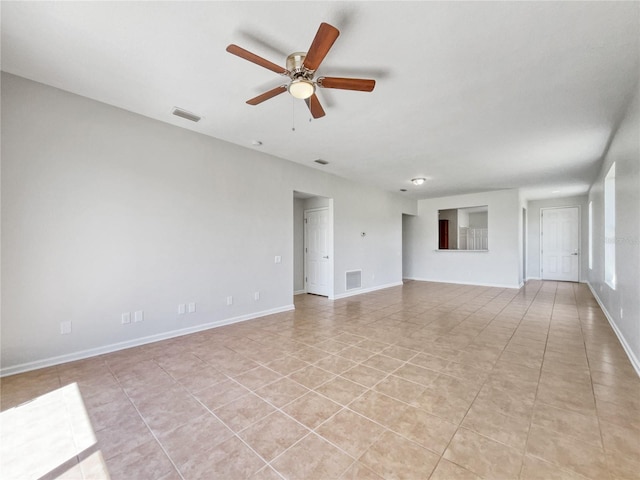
[305,94,326,119]
[302,23,340,71]
[226,44,288,75]
[318,77,376,92]
[246,86,287,105]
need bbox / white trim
[434,249,489,253]
[587,282,640,377]
[0,304,295,377]
[526,276,542,281]
[404,277,521,289]
[332,282,403,300]
[294,289,306,295]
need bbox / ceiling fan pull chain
[291,97,296,132]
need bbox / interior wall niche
[438,205,488,250]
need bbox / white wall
[588,81,640,374]
[404,189,521,288]
[1,73,416,374]
[526,195,589,281]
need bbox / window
[589,202,593,270]
[604,163,616,289]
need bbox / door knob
[322,255,329,259]
[571,252,579,255]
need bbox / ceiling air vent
[172,107,201,123]
[314,159,329,165]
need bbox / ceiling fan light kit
[226,22,376,118]
[412,178,427,186]
[289,78,315,99]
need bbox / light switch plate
[60,321,72,335]
[134,311,144,322]
[178,304,186,315]
[188,302,196,313]
[121,312,131,324]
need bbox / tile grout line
[574,281,616,480]
[518,281,556,479]
[102,360,187,480]
[433,280,546,478]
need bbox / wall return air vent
[346,270,362,291]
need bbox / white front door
[305,208,330,296]
[541,207,580,282]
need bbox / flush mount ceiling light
[412,178,427,186]
[288,78,316,99]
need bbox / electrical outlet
[227,296,233,306]
[121,312,131,324]
[188,302,196,313]
[60,321,72,335]
[254,292,260,301]
[134,310,144,323]
[274,255,281,264]
[178,304,186,315]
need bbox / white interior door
[541,207,580,282]
[305,208,330,296]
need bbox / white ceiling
[2,1,638,200]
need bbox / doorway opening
[402,214,416,280]
[293,191,334,298]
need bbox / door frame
[303,205,335,299]
[539,205,581,281]
[522,207,527,282]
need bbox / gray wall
[293,197,305,293]
[404,189,522,288]
[469,212,488,228]
[588,80,640,373]
[1,73,416,373]
[526,195,589,281]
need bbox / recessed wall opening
[293,191,334,299]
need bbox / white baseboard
[332,282,404,300]
[587,282,640,377]
[0,304,295,378]
[526,276,542,281]
[404,277,522,289]
[294,290,306,295]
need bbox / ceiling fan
[226,22,376,119]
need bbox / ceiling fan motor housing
[286,52,312,79]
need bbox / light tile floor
[2,280,639,479]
